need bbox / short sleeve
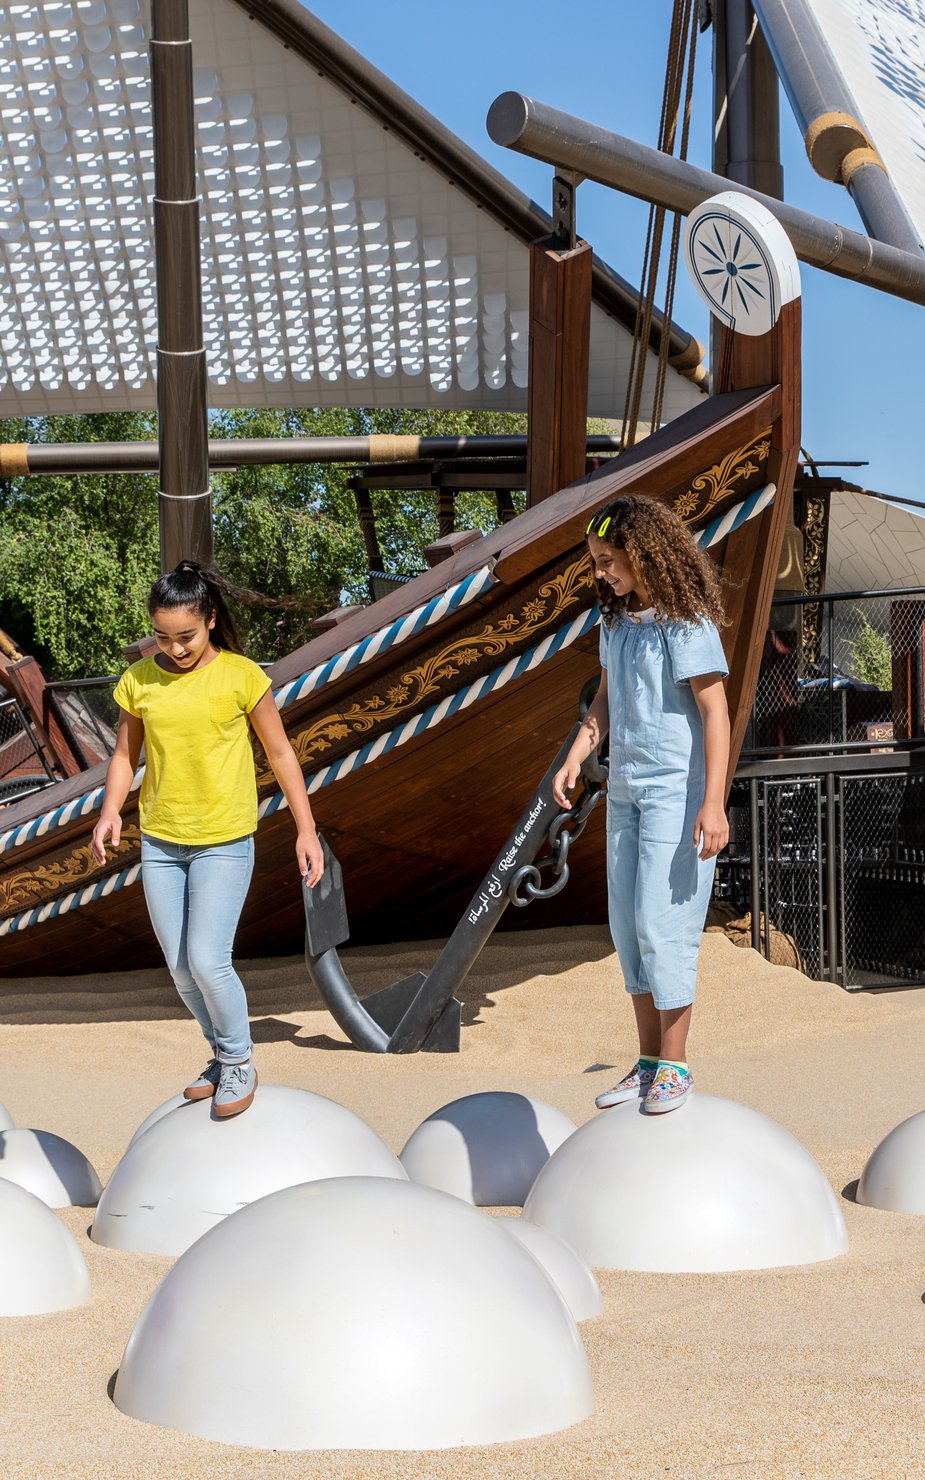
[112,668,140,716]
[242,660,272,713]
[665,619,729,684]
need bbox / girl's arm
[90,710,144,865]
[552,668,610,810]
[690,673,730,860]
[248,689,325,885]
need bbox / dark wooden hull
[0,319,800,978]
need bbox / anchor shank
[387,726,583,1053]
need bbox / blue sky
[307,0,923,504]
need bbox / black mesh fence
[0,696,55,804]
[722,765,925,990]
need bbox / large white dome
[524,1094,848,1271]
[0,1127,102,1209]
[114,1176,594,1450]
[0,1178,91,1315]
[400,1091,576,1205]
[0,1100,14,1131]
[92,1085,406,1254]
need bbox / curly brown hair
[586,494,727,628]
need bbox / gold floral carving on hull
[672,428,772,522]
[258,558,595,782]
[0,826,141,916]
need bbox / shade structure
[399,1091,577,1206]
[857,1109,925,1213]
[114,1175,594,1450]
[0,1178,92,1316]
[92,1084,406,1254]
[0,0,705,420]
[0,1127,102,1209]
[492,1214,602,1322]
[523,1094,848,1272]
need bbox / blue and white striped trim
[696,482,776,548]
[0,483,777,862]
[0,602,600,937]
[274,563,496,711]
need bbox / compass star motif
[688,214,775,327]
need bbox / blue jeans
[141,833,254,1063]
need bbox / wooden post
[526,237,592,508]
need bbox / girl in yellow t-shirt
[91,562,324,1118]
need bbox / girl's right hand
[90,812,122,867]
[552,760,581,810]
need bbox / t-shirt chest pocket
[209,693,241,727]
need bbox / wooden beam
[526,237,592,507]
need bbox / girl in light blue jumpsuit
[553,496,731,1114]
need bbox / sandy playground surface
[1,924,924,1479]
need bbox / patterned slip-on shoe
[595,1061,657,1110]
[213,1060,258,1119]
[643,1063,694,1115]
[183,1057,221,1102]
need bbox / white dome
[114,1176,594,1449]
[492,1215,602,1321]
[92,1085,407,1255]
[857,1110,925,1212]
[400,1092,577,1206]
[126,1094,189,1149]
[0,1179,91,1315]
[0,1100,14,1131]
[0,1127,102,1209]
[524,1094,848,1272]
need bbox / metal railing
[0,695,56,804]
[742,586,925,759]
[44,677,119,765]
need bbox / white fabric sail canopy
[0,0,705,420]
[804,0,925,246]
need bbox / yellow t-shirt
[113,650,272,846]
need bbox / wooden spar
[526,237,592,507]
[150,0,211,570]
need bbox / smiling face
[151,605,217,672]
[587,535,650,609]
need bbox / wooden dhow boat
[0,193,802,975]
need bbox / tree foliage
[0,405,528,677]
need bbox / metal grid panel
[838,771,925,987]
[0,0,706,419]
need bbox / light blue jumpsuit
[601,609,729,1011]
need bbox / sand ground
[1,926,924,1479]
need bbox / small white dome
[114,1176,594,1449]
[492,1215,602,1321]
[857,1110,925,1212]
[92,1084,407,1255]
[0,1179,91,1315]
[400,1091,576,1205]
[524,1094,847,1271]
[0,1100,14,1131]
[0,1127,102,1209]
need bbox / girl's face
[588,535,649,606]
[151,605,216,672]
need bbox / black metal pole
[487,92,925,306]
[11,433,624,477]
[150,0,212,571]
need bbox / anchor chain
[508,778,604,906]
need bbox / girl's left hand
[298,830,325,888]
[693,804,729,861]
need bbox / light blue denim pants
[141,833,254,1063]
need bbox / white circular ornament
[684,190,801,336]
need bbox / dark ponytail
[147,562,244,654]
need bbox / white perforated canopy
[0,0,706,420]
